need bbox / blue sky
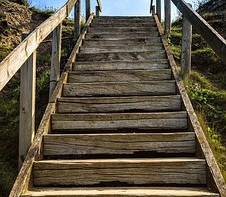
[31,0,198,20]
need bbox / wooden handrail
[96,0,102,12]
[150,0,154,13]
[171,0,226,65]
[0,0,78,91]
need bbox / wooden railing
[152,0,226,77]
[0,0,102,170]
[152,1,226,196]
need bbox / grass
[184,72,226,179]
[169,16,226,181]
[0,9,75,195]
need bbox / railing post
[19,33,36,169]
[86,0,91,21]
[181,3,192,77]
[74,0,81,40]
[96,6,100,16]
[156,0,161,22]
[49,23,62,98]
[151,6,156,15]
[164,0,171,36]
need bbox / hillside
[169,0,226,180]
[0,1,75,196]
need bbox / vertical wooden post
[74,0,81,41]
[156,0,161,22]
[86,0,91,21]
[164,0,171,37]
[49,23,62,98]
[181,3,192,77]
[151,5,156,15]
[96,6,100,17]
[19,33,36,169]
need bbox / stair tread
[22,187,219,197]
[43,132,195,156]
[33,158,206,186]
[57,95,181,113]
[51,112,187,131]
[67,69,172,83]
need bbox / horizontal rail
[0,0,78,91]
[171,0,226,65]
[96,0,102,12]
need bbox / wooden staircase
[20,16,221,196]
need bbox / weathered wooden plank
[86,32,160,39]
[9,14,95,197]
[21,187,220,197]
[43,132,195,156]
[74,0,81,40]
[181,4,192,77]
[73,60,169,71]
[154,15,226,197]
[86,0,90,21]
[88,27,158,33]
[51,112,187,131]
[91,22,156,27]
[96,0,102,12]
[156,0,161,22]
[83,38,162,46]
[68,69,171,83]
[33,158,206,186]
[57,95,181,113]
[19,34,36,169]
[49,23,62,98]
[171,0,226,65]
[76,51,166,62]
[63,81,176,97]
[164,0,171,36]
[80,45,163,53]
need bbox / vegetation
[0,1,76,195]
[169,8,226,180]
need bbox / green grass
[184,71,226,180]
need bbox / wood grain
[57,95,181,113]
[73,60,169,71]
[86,32,160,39]
[21,187,220,197]
[68,69,171,82]
[51,112,188,131]
[80,45,163,54]
[43,132,195,156]
[63,81,176,97]
[33,158,206,186]
[76,51,166,62]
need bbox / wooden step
[51,112,187,131]
[67,70,171,83]
[73,60,169,71]
[80,43,163,53]
[86,32,159,39]
[95,16,153,21]
[43,132,195,156]
[83,38,162,45]
[57,95,181,113]
[63,81,176,97]
[33,158,206,186]
[76,51,166,62]
[80,45,163,54]
[21,187,220,197]
[88,27,158,33]
[91,22,157,27]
